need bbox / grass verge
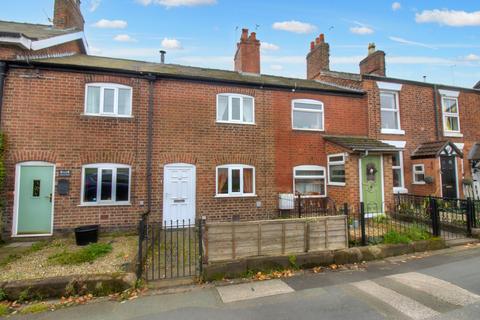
[19,303,50,315]
[0,304,9,316]
[383,226,431,244]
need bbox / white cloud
[92,19,128,29]
[463,54,480,62]
[392,2,401,11]
[261,42,280,51]
[269,64,284,71]
[89,0,101,12]
[136,0,216,7]
[114,34,137,42]
[161,37,183,50]
[389,36,436,49]
[416,9,480,27]
[272,20,316,34]
[350,26,374,35]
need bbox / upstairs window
[413,164,425,184]
[216,165,255,196]
[292,99,324,131]
[328,154,346,186]
[85,83,132,117]
[294,165,326,197]
[442,97,460,134]
[81,164,131,205]
[216,94,254,124]
[380,91,401,131]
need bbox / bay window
[293,165,326,197]
[82,164,131,205]
[216,165,255,196]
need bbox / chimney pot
[310,41,315,51]
[319,34,325,43]
[241,28,249,40]
[315,37,320,45]
[160,50,166,64]
[368,43,376,55]
[249,32,257,40]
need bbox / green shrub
[48,243,113,265]
[288,255,299,270]
[0,289,7,301]
[0,304,9,317]
[383,231,411,244]
[404,226,430,241]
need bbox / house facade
[0,0,479,238]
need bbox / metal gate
[430,197,477,240]
[137,216,203,281]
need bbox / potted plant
[462,178,473,186]
[424,176,434,184]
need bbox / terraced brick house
[0,1,479,238]
[312,35,480,205]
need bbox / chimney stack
[306,33,329,80]
[53,0,84,30]
[359,42,386,76]
[234,28,261,74]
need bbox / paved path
[17,245,480,320]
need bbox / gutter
[0,62,6,125]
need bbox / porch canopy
[323,135,399,153]
[411,141,463,159]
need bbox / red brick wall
[359,51,386,76]
[272,90,367,207]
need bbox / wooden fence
[204,215,348,263]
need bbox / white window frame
[327,154,346,186]
[216,93,255,124]
[291,99,325,132]
[84,83,133,117]
[441,95,462,137]
[293,165,327,197]
[80,163,131,206]
[215,164,256,197]
[392,151,407,193]
[412,164,426,185]
[380,90,404,135]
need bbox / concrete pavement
[15,245,480,320]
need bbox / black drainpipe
[433,84,440,140]
[0,62,7,125]
[146,74,155,213]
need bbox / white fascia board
[0,35,32,49]
[377,81,403,91]
[31,31,85,51]
[438,89,460,98]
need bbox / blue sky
[3,0,480,87]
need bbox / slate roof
[14,54,365,94]
[323,135,399,152]
[468,143,480,160]
[0,21,79,40]
[411,141,463,159]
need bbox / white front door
[163,164,196,224]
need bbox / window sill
[78,202,132,207]
[443,131,463,138]
[292,128,324,132]
[412,182,426,185]
[215,194,257,199]
[393,187,408,194]
[328,182,346,187]
[381,129,405,135]
[81,113,134,119]
[216,121,256,126]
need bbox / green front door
[361,155,383,214]
[17,165,54,235]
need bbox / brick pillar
[306,33,330,80]
[53,0,85,30]
[234,29,261,74]
[359,43,386,76]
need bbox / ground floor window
[216,165,255,196]
[392,151,405,190]
[294,165,326,197]
[82,164,131,205]
[413,164,425,184]
[327,154,346,186]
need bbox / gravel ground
[0,236,138,281]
